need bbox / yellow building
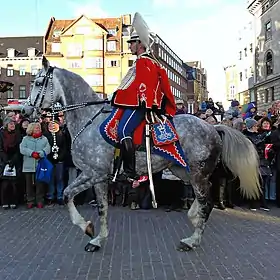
[224,65,239,107]
[44,14,134,98]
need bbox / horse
[23,57,261,252]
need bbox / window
[250,66,254,76]
[19,85,26,99]
[107,41,116,51]
[67,43,82,56]
[239,51,242,60]
[84,75,103,86]
[68,60,82,68]
[85,57,103,68]
[108,60,119,67]
[7,87,13,98]
[128,59,134,67]
[188,103,194,114]
[244,48,247,57]
[271,86,275,101]
[7,48,15,58]
[107,76,119,84]
[28,48,36,57]
[19,66,26,76]
[265,51,273,76]
[85,39,103,51]
[108,29,117,36]
[265,21,272,41]
[239,72,242,81]
[264,89,269,103]
[51,43,61,53]
[31,65,38,75]
[229,85,235,100]
[245,69,248,79]
[53,29,61,38]
[7,66,13,77]
[250,43,253,52]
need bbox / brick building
[152,35,188,103]
[0,36,43,106]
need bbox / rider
[111,28,176,182]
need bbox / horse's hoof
[84,243,100,252]
[177,241,193,252]
[85,221,94,238]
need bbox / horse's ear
[42,56,50,70]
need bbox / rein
[29,66,111,159]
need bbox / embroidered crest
[151,120,178,146]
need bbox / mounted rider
[110,13,176,182]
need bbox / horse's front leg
[85,182,109,252]
[65,174,95,238]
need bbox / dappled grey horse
[23,57,261,252]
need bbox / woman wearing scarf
[20,123,51,209]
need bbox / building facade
[0,36,43,106]
[44,14,134,98]
[185,61,208,112]
[248,0,280,110]
[152,36,188,104]
[224,64,239,108]
[235,18,255,105]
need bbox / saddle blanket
[99,108,189,170]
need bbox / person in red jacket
[111,29,176,182]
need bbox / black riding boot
[121,138,139,180]
[217,179,226,210]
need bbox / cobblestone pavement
[0,205,280,280]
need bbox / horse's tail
[215,124,261,199]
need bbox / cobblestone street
[0,205,280,280]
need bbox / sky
[0,0,250,102]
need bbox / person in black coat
[270,122,280,207]
[244,118,272,210]
[44,121,67,205]
[0,117,22,209]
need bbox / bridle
[28,66,110,159]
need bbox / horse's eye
[35,81,41,86]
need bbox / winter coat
[0,129,22,179]
[243,130,272,176]
[20,135,51,173]
[44,130,67,164]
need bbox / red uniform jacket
[112,54,176,117]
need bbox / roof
[0,36,43,58]
[45,15,123,44]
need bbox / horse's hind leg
[169,165,214,251]
[179,173,214,251]
[85,182,109,252]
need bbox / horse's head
[22,56,63,117]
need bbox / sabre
[145,123,157,208]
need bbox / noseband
[30,66,55,110]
